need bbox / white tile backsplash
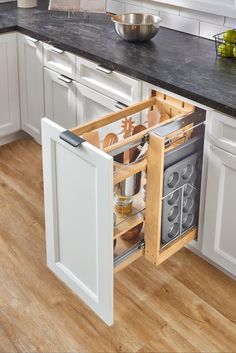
[106,0,236,39]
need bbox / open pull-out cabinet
[42,91,206,325]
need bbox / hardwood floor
[1,137,236,353]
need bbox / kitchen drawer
[76,56,141,105]
[41,92,205,326]
[44,43,76,79]
[208,110,236,155]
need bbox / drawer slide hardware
[114,240,145,268]
[96,65,113,74]
[60,130,86,147]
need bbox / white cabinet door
[41,118,114,325]
[0,33,20,137]
[18,34,44,142]
[44,67,77,129]
[202,144,236,276]
[77,83,140,140]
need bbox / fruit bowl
[214,29,236,58]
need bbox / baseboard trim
[0,130,28,146]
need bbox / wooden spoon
[103,133,118,148]
[147,110,161,127]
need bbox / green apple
[217,43,233,57]
[233,45,236,58]
[223,29,236,43]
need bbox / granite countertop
[1,1,236,117]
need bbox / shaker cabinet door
[41,118,114,325]
[44,67,77,129]
[202,144,236,276]
[0,33,20,137]
[18,34,44,142]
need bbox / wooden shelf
[114,210,144,239]
[114,193,145,237]
[113,158,147,185]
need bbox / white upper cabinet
[41,118,114,325]
[44,67,77,129]
[18,34,45,142]
[0,33,20,137]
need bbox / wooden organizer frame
[70,94,199,269]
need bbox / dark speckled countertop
[1,1,236,117]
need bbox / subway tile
[180,8,224,25]
[124,3,143,13]
[200,22,231,40]
[106,0,124,14]
[142,0,179,15]
[125,3,159,15]
[160,11,200,36]
[224,17,236,28]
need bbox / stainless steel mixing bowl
[111,13,162,42]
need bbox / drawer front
[208,110,236,155]
[76,56,141,105]
[44,43,76,79]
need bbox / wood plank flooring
[1,137,236,353]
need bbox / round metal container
[111,13,162,42]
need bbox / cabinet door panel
[44,68,76,129]
[18,34,44,142]
[41,118,114,325]
[202,144,236,276]
[77,83,140,141]
[0,33,20,137]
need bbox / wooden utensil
[147,110,161,127]
[103,133,118,148]
[129,124,146,162]
[121,117,135,164]
[83,131,99,148]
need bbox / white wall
[107,0,236,39]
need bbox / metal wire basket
[214,29,236,58]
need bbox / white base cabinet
[18,34,44,142]
[0,33,20,137]
[202,111,236,277]
[202,144,236,276]
[44,67,77,129]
